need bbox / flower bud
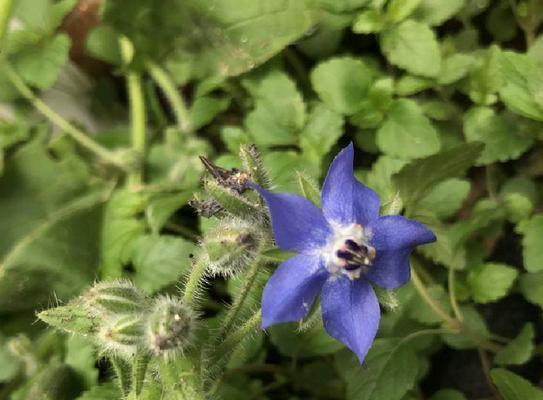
[83,280,148,315]
[97,315,144,356]
[203,217,262,277]
[205,179,262,219]
[144,296,195,359]
[239,144,271,189]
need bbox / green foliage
[467,263,518,304]
[491,368,543,400]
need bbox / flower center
[324,223,376,281]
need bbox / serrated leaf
[419,179,470,219]
[246,71,305,146]
[495,323,534,365]
[392,142,483,210]
[310,56,374,115]
[438,53,475,85]
[518,215,543,272]
[380,20,441,78]
[467,263,518,304]
[131,234,196,293]
[491,368,543,400]
[376,99,440,159]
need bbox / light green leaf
[246,71,306,146]
[381,20,441,78]
[75,383,120,400]
[310,56,374,115]
[519,272,543,308]
[401,283,451,325]
[190,95,231,130]
[386,0,422,23]
[467,263,518,304]
[466,45,503,105]
[430,389,467,400]
[316,0,371,13]
[146,192,193,235]
[499,51,543,121]
[392,142,483,212]
[0,335,20,382]
[376,99,440,159]
[495,323,535,365]
[299,103,344,165]
[419,179,470,219]
[491,368,543,400]
[12,33,71,89]
[86,25,123,65]
[353,9,385,34]
[463,107,533,165]
[518,215,543,272]
[65,336,98,388]
[442,306,490,349]
[438,53,475,85]
[296,171,322,207]
[131,235,196,294]
[413,0,465,26]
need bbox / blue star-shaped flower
[251,143,436,363]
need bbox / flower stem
[215,309,262,361]
[119,36,146,186]
[182,256,208,307]
[448,267,464,322]
[1,62,126,169]
[0,0,13,50]
[219,255,262,338]
[111,356,131,398]
[146,61,192,133]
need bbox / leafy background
[1,0,543,399]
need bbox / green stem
[448,267,464,322]
[219,255,262,338]
[1,62,126,168]
[146,61,192,133]
[111,356,131,398]
[120,36,146,186]
[214,309,261,362]
[182,257,208,307]
[0,0,13,50]
[129,352,150,398]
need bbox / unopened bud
[205,180,262,219]
[203,217,262,277]
[189,196,223,218]
[84,280,148,315]
[97,315,144,356]
[199,156,249,193]
[239,144,271,189]
[145,296,195,359]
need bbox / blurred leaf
[131,234,196,293]
[65,336,98,388]
[438,53,475,85]
[429,389,467,400]
[419,179,470,219]
[495,323,535,365]
[491,368,543,400]
[466,46,502,105]
[189,95,231,130]
[386,0,422,23]
[518,215,543,272]
[75,383,120,400]
[145,191,193,235]
[467,263,518,304]
[0,335,20,382]
[519,272,543,308]
[376,99,440,159]
[442,306,490,349]
[381,20,441,78]
[86,26,123,65]
[413,0,465,26]
[311,56,374,115]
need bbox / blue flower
[251,143,436,363]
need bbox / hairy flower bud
[83,280,148,315]
[205,179,262,219]
[97,315,144,356]
[203,217,262,277]
[239,144,271,189]
[144,296,195,359]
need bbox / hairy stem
[146,61,192,133]
[182,257,208,307]
[1,62,126,168]
[448,267,464,322]
[111,356,131,399]
[120,36,147,186]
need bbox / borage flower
[251,143,436,363]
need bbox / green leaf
[100,190,147,279]
[495,323,535,365]
[438,53,475,85]
[245,71,306,146]
[0,139,106,311]
[145,192,193,235]
[442,306,490,349]
[392,140,482,215]
[401,283,452,325]
[131,235,196,294]
[491,368,543,400]
[376,99,440,159]
[518,215,543,272]
[65,336,98,388]
[463,107,533,165]
[38,301,99,335]
[352,9,385,34]
[360,155,407,201]
[418,179,471,219]
[467,263,518,304]
[380,20,441,78]
[337,338,421,400]
[413,0,465,26]
[299,103,344,165]
[269,321,343,358]
[75,383,120,400]
[12,33,71,89]
[466,45,503,105]
[316,0,371,13]
[429,389,467,400]
[386,0,422,23]
[13,0,76,33]
[310,56,374,115]
[499,51,543,121]
[296,171,322,207]
[189,95,231,130]
[0,335,20,382]
[86,26,123,65]
[519,272,543,308]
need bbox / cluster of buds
[191,145,272,277]
[38,280,195,360]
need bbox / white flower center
[322,223,376,281]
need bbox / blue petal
[321,276,380,364]
[251,183,331,253]
[321,143,380,226]
[262,254,328,328]
[366,215,436,289]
